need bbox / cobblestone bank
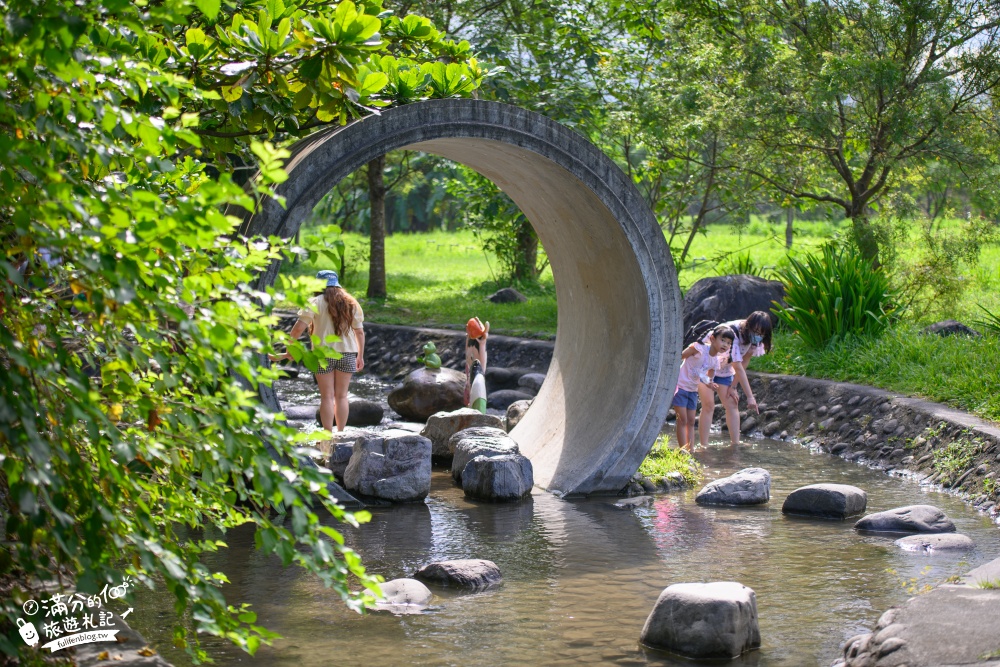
[743,372,1000,521]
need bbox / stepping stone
[782,483,867,519]
[854,505,956,534]
[696,468,770,506]
[373,578,433,615]
[414,559,502,590]
[895,533,974,553]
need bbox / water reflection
[133,438,999,667]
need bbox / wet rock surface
[640,581,761,659]
[450,427,520,484]
[782,483,868,519]
[695,467,771,506]
[387,367,466,421]
[343,430,433,502]
[420,408,505,462]
[373,578,433,615]
[461,453,534,502]
[854,505,956,534]
[414,559,503,590]
[894,533,975,553]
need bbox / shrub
[774,244,899,348]
[638,436,703,485]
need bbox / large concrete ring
[243,99,682,495]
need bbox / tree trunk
[785,206,794,249]
[514,218,539,282]
[367,155,387,299]
[850,211,881,268]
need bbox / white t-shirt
[676,342,721,392]
[711,320,765,378]
[296,294,364,354]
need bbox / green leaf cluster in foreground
[0,0,486,662]
[638,436,703,486]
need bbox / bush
[774,244,899,348]
[638,437,703,485]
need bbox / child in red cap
[464,317,489,413]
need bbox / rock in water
[462,454,533,502]
[414,559,503,590]
[782,483,867,519]
[420,408,504,461]
[343,430,432,502]
[695,468,771,506]
[854,505,956,534]
[387,367,466,421]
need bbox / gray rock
[343,431,432,502]
[895,533,975,553]
[640,582,761,659]
[484,366,518,390]
[681,274,783,334]
[374,578,433,614]
[921,319,981,337]
[740,416,758,434]
[505,399,532,431]
[462,453,534,502]
[487,389,535,410]
[882,418,899,433]
[517,372,546,393]
[387,367,466,421]
[488,287,527,303]
[831,442,850,455]
[782,484,868,519]
[696,468,771,506]
[450,427,520,483]
[322,431,364,480]
[762,420,782,436]
[613,495,655,509]
[414,559,502,590]
[855,504,956,534]
[284,404,320,421]
[420,408,505,460]
[347,398,384,426]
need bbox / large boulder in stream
[343,430,432,502]
[414,559,503,590]
[373,578,433,615]
[782,483,867,519]
[387,367,466,421]
[895,533,975,553]
[854,505,956,534]
[695,468,771,506]
[641,582,761,659]
[450,427,520,484]
[420,408,504,461]
[462,454,533,502]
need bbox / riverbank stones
[782,484,867,519]
[373,578,433,614]
[462,453,534,502]
[414,559,503,590]
[487,389,534,410]
[854,505,956,534]
[387,367,465,421]
[895,533,974,553]
[640,582,761,659]
[505,399,532,431]
[310,399,384,427]
[343,430,432,502]
[450,427,520,484]
[420,408,504,461]
[695,468,771,506]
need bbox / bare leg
[697,384,716,446]
[674,408,689,451]
[316,372,336,432]
[333,370,353,431]
[723,387,741,444]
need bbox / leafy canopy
[0,0,488,662]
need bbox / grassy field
[284,219,1000,423]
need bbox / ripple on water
[133,436,1000,667]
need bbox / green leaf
[195,0,221,21]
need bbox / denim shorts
[672,388,699,410]
[714,374,733,387]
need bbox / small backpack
[683,320,740,348]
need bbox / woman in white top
[280,270,365,432]
[697,311,772,445]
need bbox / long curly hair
[323,286,359,336]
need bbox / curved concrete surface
[243,100,682,495]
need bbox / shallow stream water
[131,377,1000,666]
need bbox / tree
[685,0,1000,264]
[0,0,486,662]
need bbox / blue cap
[316,270,340,288]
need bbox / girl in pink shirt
[672,325,734,451]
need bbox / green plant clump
[932,439,982,479]
[638,437,703,485]
[775,243,899,348]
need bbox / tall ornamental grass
[775,244,899,348]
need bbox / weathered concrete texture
[245,100,682,495]
[836,575,1000,666]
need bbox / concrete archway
[245,100,682,496]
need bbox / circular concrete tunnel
[243,100,682,495]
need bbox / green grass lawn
[282,220,1000,423]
